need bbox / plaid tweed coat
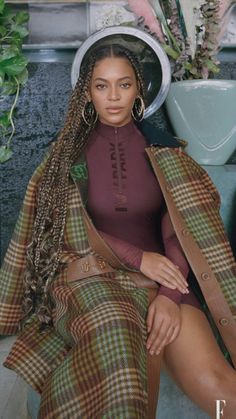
[1,122,236,393]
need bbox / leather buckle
[97,259,106,269]
[81,262,90,272]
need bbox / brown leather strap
[146,147,236,367]
[147,288,162,419]
[67,254,116,282]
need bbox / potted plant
[0,0,29,163]
[127,0,236,165]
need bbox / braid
[21,43,146,329]
[21,57,97,328]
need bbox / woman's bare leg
[163,304,236,418]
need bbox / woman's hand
[140,251,189,294]
[146,295,181,355]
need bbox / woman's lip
[106,107,123,112]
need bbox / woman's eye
[96,84,107,90]
[120,83,131,89]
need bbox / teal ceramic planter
[165,80,236,165]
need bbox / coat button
[182,228,189,236]
[201,272,210,281]
[219,318,229,326]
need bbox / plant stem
[163,22,182,54]
[6,76,20,147]
[1,35,14,42]
[0,29,14,43]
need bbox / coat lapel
[138,120,186,148]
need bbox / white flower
[95,5,135,30]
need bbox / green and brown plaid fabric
[152,147,236,313]
[39,273,149,418]
[1,142,236,398]
[4,314,70,393]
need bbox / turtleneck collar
[94,119,137,140]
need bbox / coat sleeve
[0,154,49,335]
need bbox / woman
[1,40,236,419]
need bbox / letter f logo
[216,400,226,419]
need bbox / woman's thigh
[163,304,236,414]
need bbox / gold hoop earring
[131,96,145,122]
[82,101,98,126]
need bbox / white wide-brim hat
[71,26,171,118]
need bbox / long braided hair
[21,44,146,329]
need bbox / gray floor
[0,336,28,419]
[0,335,209,419]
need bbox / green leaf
[204,59,220,73]
[15,11,29,25]
[0,5,14,23]
[16,67,28,85]
[0,0,4,15]
[0,67,4,85]
[10,36,23,49]
[11,24,29,38]
[0,145,13,163]
[0,24,6,36]
[189,67,199,75]
[183,62,192,71]
[162,44,179,60]
[0,45,19,61]
[1,80,17,95]
[0,111,10,128]
[0,54,28,75]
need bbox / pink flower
[217,0,236,41]
[218,0,234,20]
[127,0,165,42]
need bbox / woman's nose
[108,86,120,101]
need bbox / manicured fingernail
[150,350,154,355]
[155,350,160,355]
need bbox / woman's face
[89,56,139,127]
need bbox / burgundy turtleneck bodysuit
[85,120,200,307]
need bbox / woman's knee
[186,360,236,398]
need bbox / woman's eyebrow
[93,76,133,82]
